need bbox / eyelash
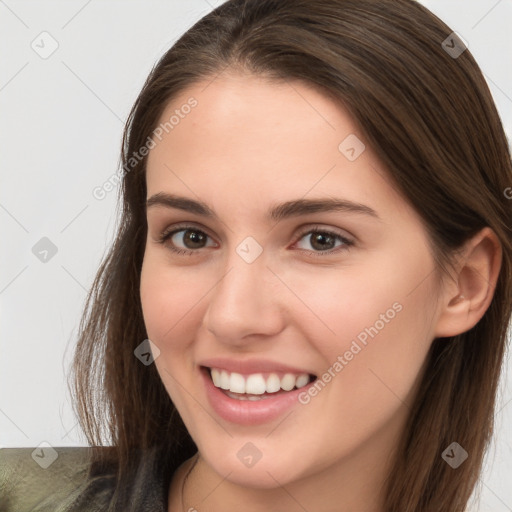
[155,223,354,258]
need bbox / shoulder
[0,446,116,512]
[0,443,182,512]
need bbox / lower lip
[200,366,316,426]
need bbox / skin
[139,71,502,512]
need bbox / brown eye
[294,227,354,257]
[175,229,208,249]
[157,226,216,256]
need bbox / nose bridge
[203,240,284,340]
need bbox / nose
[202,250,286,346]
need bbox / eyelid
[293,223,354,243]
[156,221,355,259]
[155,221,218,244]
[156,222,354,245]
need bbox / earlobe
[433,227,502,339]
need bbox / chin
[201,444,309,490]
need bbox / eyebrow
[146,192,381,222]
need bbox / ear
[434,227,502,338]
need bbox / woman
[3,0,510,511]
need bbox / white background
[1,1,511,510]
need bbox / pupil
[312,233,334,250]
[185,230,205,248]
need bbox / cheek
[289,239,435,354]
[140,255,201,347]
[140,258,204,415]
[292,250,435,427]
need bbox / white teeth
[246,374,267,395]
[281,373,296,391]
[219,370,230,390]
[209,368,313,394]
[211,368,221,387]
[229,372,246,393]
[295,374,310,388]
[266,373,281,393]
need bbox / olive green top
[0,445,173,511]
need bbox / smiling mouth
[201,365,317,400]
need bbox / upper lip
[199,357,316,376]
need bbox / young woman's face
[140,72,445,491]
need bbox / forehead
[145,73,412,223]
[152,72,354,152]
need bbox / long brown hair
[69,1,512,510]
